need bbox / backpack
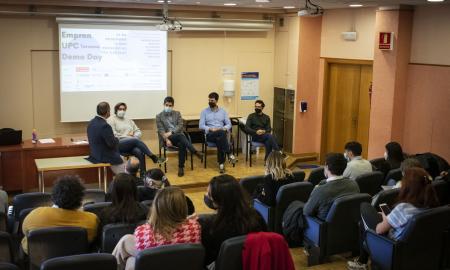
[282,200,305,246]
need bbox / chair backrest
[384,168,402,185]
[0,263,19,270]
[40,253,117,270]
[0,213,6,232]
[292,171,306,182]
[27,227,89,269]
[432,180,449,206]
[371,188,400,209]
[274,182,313,233]
[395,206,450,270]
[12,193,52,219]
[82,189,106,206]
[307,167,325,186]
[17,208,34,237]
[0,232,13,263]
[240,175,265,196]
[83,202,112,217]
[215,235,246,270]
[370,157,386,171]
[135,244,205,270]
[325,193,372,255]
[101,223,139,253]
[355,171,384,196]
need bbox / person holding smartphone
[348,167,439,270]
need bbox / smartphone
[379,203,391,215]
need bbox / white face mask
[117,110,126,118]
[164,106,172,113]
[344,152,350,161]
[384,151,388,160]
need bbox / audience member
[245,99,279,160]
[343,141,372,180]
[125,157,144,185]
[137,168,195,215]
[112,187,201,270]
[303,153,360,220]
[156,96,203,177]
[348,167,439,270]
[200,174,267,266]
[376,141,405,178]
[0,188,8,214]
[21,175,99,254]
[199,92,237,174]
[99,173,148,232]
[87,102,125,174]
[108,102,166,176]
[254,151,295,206]
[388,158,423,187]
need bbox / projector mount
[158,0,182,31]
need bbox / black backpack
[282,200,305,246]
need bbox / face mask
[117,110,126,118]
[208,102,216,108]
[255,108,262,114]
[384,151,388,160]
[344,152,350,161]
[164,106,172,113]
[203,194,217,210]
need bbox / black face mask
[208,102,216,108]
[255,108,262,114]
[203,194,217,210]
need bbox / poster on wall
[240,72,259,100]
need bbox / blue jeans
[118,137,154,174]
[252,133,279,160]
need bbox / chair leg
[250,143,253,167]
[164,148,167,173]
[245,141,249,162]
[306,245,325,266]
[190,152,193,170]
[204,144,207,168]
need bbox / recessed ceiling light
[157,0,172,2]
[223,3,237,6]
[196,1,200,3]
[255,0,270,2]
[427,0,444,2]
[283,6,296,8]
[349,3,363,7]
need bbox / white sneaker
[219,164,225,174]
[347,258,368,270]
[228,154,238,165]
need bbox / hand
[166,139,173,147]
[164,132,172,138]
[128,131,134,136]
[256,129,265,135]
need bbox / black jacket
[86,116,123,165]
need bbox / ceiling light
[427,0,444,2]
[196,1,200,3]
[255,0,271,2]
[157,0,171,2]
[284,6,296,8]
[349,3,363,7]
[223,3,237,6]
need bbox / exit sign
[379,32,394,50]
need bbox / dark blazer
[86,116,123,165]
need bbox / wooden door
[323,63,372,158]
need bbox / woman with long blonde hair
[255,151,295,206]
[112,187,201,270]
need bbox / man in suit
[87,102,125,174]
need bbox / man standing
[343,141,373,180]
[87,102,125,174]
[156,96,203,177]
[199,92,237,173]
[245,100,279,160]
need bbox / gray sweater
[156,110,184,139]
[303,177,360,220]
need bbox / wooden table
[35,156,110,193]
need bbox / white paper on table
[72,140,88,145]
[38,138,56,144]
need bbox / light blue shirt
[199,107,231,133]
[387,202,424,240]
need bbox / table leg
[103,166,107,192]
[98,167,101,190]
[41,171,45,193]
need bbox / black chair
[158,131,194,173]
[141,200,153,208]
[303,193,372,266]
[27,227,89,270]
[432,180,449,206]
[16,208,34,238]
[254,182,313,232]
[239,175,265,196]
[101,223,139,253]
[40,253,117,270]
[215,235,246,270]
[307,167,325,186]
[292,171,306,182]
[11,193,52,234]
[83,202,112,217]
[202,130,235,169]
[244,133,266,167]
[384,168,402,185]
[370,157,386,171]
[355,171,384,196]
[0,232,13,263]
[0,213,6,233]
[366,206,450,270]
[371,188,400,209]
[0,263,19,270]
[82,189,106,206]
[135,244,205,270]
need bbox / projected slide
[60,26,167,92]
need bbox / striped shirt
[387,203,424,240]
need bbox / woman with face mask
[374,141,405,180]
[200,174,267,267]
[108,102,167,177]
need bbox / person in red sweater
[112,187,201,270]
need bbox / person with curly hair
[21,175,99,254]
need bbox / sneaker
[194,151,204,161]
[347,258,368,270]
[219,164,225,174]
[154,156,168,164]
[178,167,184,177]
[228,154,238,165]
